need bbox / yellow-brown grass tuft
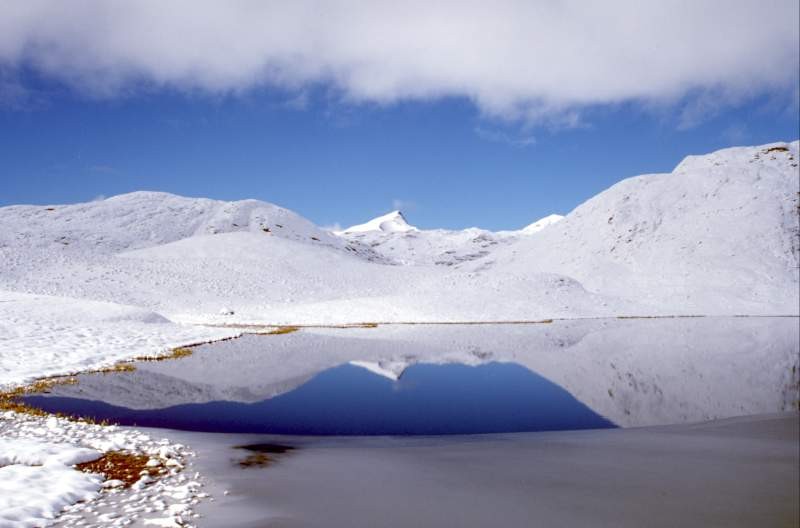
[76,451,157,487]
[264,326,300,335]
[135,347,194,362]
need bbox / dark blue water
[23,362,614,435]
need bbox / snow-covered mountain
[341,210,418,233]
[1,140,797,327]
[336,211,566,266]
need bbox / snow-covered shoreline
[0,411,212,527]
[0,291,241,392]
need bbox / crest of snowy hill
[0,191,386,262]
[479,141,800,314]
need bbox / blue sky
[1,2,798,230]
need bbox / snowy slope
[0,291,238,389]
[479,141,800,314]
[339,226,520,266]
[4,230,620,324]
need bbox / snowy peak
[342,210,418,233]
[522,214,564,234]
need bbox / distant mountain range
[1,140,797,323]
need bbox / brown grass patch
[0,376,115,424]
[75,451,157,487]
[92,363,136,374]
[134,347,193,362]
[763,146,789,153]
[263,326,300,335]
[0,376,78,416]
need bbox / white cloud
[474,127,536,147]
[0,1,797,123]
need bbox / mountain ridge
[1,140,797,323]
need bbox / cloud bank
[0,0,797,121]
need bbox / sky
[1,1,798,230]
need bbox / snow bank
[0,291,239,390]
[0,437,100,467]
[0,411,212,528]
[0,437,102,528]
[0,464,101,528]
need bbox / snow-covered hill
[0,191,386,262]
[481,141,800,314]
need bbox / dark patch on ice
[235,443,295,468]
[236,443,295,454]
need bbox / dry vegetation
[262,326,301,335]
[92,363,136,374]
[0,346,196,421]
[763,146,789,153]
[0,376,78,417]
[75,451,159,487]
[134,347,193,362]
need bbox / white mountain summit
[522,214,565,234]
[341,210,418,233]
